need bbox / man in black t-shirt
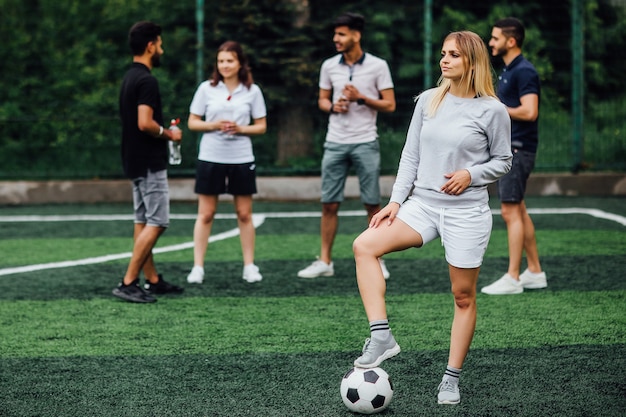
[113,21,184,303]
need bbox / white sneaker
[353,335,401,369]
[481,273,523,295]
[379,259,390,280]
[437,379,460,404]
[297,258,334,278]
[243,264,263,283]
[519,269,547,289]
[186,266,204,284]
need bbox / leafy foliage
[0,0,624,178]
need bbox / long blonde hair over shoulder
[426,30,497,117]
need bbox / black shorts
[497,149,536,203]
[194,160,257,196]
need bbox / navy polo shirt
[496,54,540,153]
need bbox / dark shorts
[497,149,537,203]
[194,160,257,196]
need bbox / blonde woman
[351,31,512,405]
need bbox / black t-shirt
[119,62,167,179]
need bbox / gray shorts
[132,169,170,228]
[397,198,493,268]
[321,141,381,205]
[497,149,536,203]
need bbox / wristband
[329,104,336,114]
[158,126,164,137]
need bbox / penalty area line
[0,215,265,277]
[0,206,624,277]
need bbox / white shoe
[353,335,401,369]
[297,258,334,278]
[437,379,460,405]
[186,266,204,284]
[481,273,523,295]
[379,259,390,280]
[519,269,547,289]
[243,264,263,283]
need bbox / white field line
[0,215,265,277]
[235,208,626,225]
[0,211,365,222]
[0,207,624,225]
[0,207,623,277]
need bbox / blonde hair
[427,31,497,117]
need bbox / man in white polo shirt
[298,12,396,279]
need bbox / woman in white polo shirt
[185,41,267,284]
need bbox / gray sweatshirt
[390,89,512,208]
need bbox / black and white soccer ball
[340,367,393,414]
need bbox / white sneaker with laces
[353,335,401,369]
[379,258,390,280]
[186,266,204,284]
[243,264,263,283]
[519,268,547,289]
[481,273,523,295]
[297,258,334,278]
[437,379,460,404]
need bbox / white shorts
[396,198,493,268]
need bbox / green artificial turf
[1,345,624,417]
[0,227,624,269]
[0,197,624,416]
[0,291,623,358]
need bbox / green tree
[0,0,624,178]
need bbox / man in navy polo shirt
[297,12,396,279]
[482,17,548,295]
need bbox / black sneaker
[112,279,157,303]
[144,274,184,294]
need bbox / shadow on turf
[1,345,624,416]
[0,255,624,301]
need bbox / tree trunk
[276,0,314,166]
[276,103,314,165]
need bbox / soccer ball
[340,367,393,414]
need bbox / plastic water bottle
[338,95,350,128]
[221,104,235,139]
[168,118,182,165]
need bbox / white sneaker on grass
[186,266,204,284]
[437,379,460,404]
[243,264,263,283]
[379,258,390,280]
[297,258,334,278]
[519,268,547,289]
[481,273,523,295]
[353,335,401,369]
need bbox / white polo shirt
[319,52,394,144]
[189,80,267,164]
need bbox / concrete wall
[0,173,625,205]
